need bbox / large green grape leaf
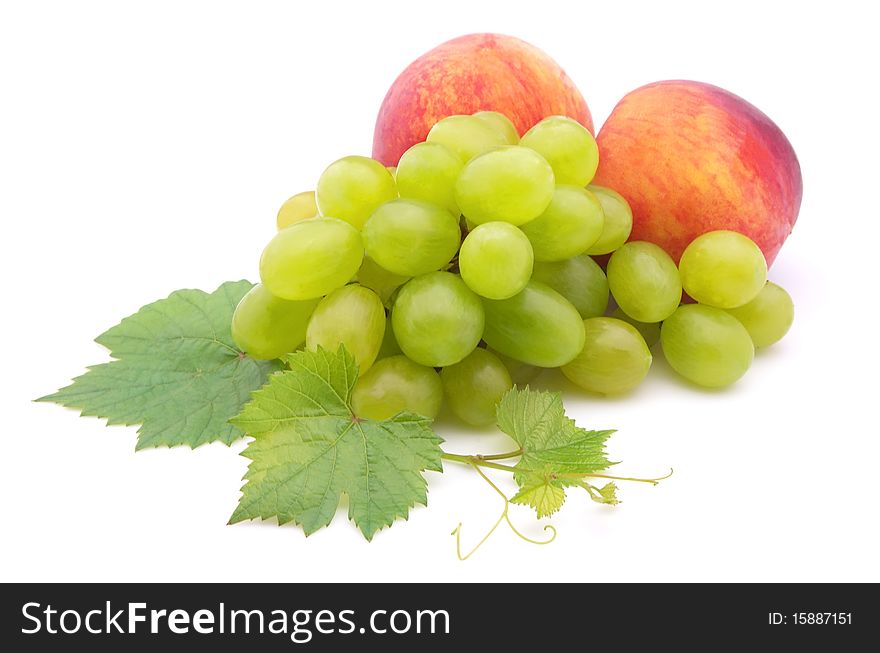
[38,280,279,449]
[229,347,444,541]
[497,387,615,516]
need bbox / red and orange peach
[594,80,801,266]
[372,33,592,167]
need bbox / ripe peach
[372,33,592,166]
[593,80,802,265]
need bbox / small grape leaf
[498,387,615,517]
[591,482,619,506]
[38,280,278,449]
[229,346,444,541]
[510,468,567,518]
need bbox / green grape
[472,111,519,144]
[725,281,794,348]
[392,271,484,367]
[482,281,585,367]
[661,304,754,388]
[441,348,512,426]
[363,199,460,277]
[386,165,397,179]
[455,146,555,226]
[487,347,543,386]
[231,284,319,360]
[426,114,509,163]
[531,254,609,319]
[276,190,318,230]
[355,256,409,308]
[585,185,633,255]
[259,218,363,300]
[306,284,385,372]
[377,319,402,359]
[520,115,599,186]
[519,186,605,261]
[561,317,652,394]
[610,307,661,348]
[679,230,768,308]
[395,142,464,215]
[608,241,682,323]
[315,155,397,229]
[459,222,533,299]
[351,355,443,421]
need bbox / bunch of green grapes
[602,228,793,388]
[656,231,793,388]
[232,111,795,425]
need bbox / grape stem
[441,449,522,472]
[556,469,674,485]
[451,462,556,560]
[476,448,523,461]
[443,450,670,560]
[441,451,673,484]
[441,451,518,472]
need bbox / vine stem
[559,468,675,485]
[441,451,518,473]
[442,451,672,485]
[452,462,556,560]
[478,449,523,461]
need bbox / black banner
[1,583,875,649]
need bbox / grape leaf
[229,346,444,541]
[38,280,278,449]
[591,482,619,506]
[510,470,567,518]
[497,387,615,516]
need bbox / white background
[2,0,878,583]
